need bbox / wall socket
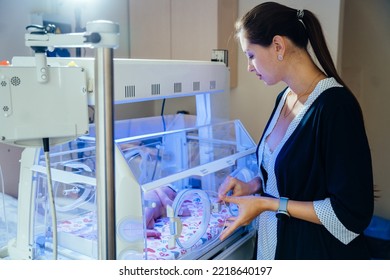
[211,49,228,67]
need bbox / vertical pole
[94,47,116,259]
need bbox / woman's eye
[248,54,254,60]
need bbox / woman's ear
[273,35,286,60]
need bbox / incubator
[10,114,257,260]
[2,22,258,259]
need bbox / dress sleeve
[320,89,374,234]
[313,198,359,244]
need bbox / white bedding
[0,192,18,250]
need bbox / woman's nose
[247,62,255,72]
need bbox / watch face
[276,211,289,220]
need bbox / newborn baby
[144,185,177,238]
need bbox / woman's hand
[219,195,274,241]
[218,176,261,201]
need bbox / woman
[218,2,374,259]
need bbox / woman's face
[239,33,281,86]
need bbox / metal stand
[94,47,116,259]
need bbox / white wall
[342,0,390,219]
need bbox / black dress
[256,78,374,259]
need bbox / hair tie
[297,9,304,19]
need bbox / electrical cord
[151,99,167,180]
[160,98,166,131]
[42,138,58,260]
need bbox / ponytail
[301,9,348,89]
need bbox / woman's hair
[235,2,347,88]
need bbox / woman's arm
[219,193,322,241]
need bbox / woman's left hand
[220,195,272,241]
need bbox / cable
[151,99,167,180]
[42,138,58,260]
[160,98,166,115]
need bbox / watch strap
[276,197,290,219]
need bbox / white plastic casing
[0,65,89,147]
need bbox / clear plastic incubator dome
[19,113,258,260]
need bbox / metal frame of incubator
[1,22,257,260]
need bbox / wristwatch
[276,197,290,220]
